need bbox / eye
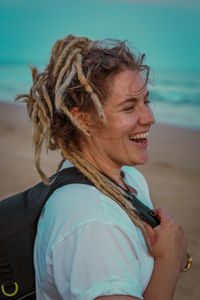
[122,106,135,112]
[144,99,151,105]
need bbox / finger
[145,224,158,246]
[154,208,174,224]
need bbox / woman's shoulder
[37,183,106,250]
[45,182,104,222]
[37,181,138,253]
[44,180,131,228]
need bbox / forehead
[108,70,147,101]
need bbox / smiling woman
[15,35,188,300]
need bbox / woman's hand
[145,208,188,272]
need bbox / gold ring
[183,252,192,272]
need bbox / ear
[70,107,91,133]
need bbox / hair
[16,34,152,254]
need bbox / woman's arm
[143,208,188,300]
[96,209,187,300]
[142,256,179,300]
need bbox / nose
[138,104,155,126]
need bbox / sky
[0,0,200,71]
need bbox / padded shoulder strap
[49,167,94,193]
[42,167,94,207]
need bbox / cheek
[92,111,138,139]
[107,119,136,139]
[112,115,137,132]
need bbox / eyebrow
[117,90,149,107]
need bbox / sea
[0,62,200,130]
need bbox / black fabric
[0,167,93,300]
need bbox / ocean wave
[149,88,200,105]
[0,63,200,129]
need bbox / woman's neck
[81,146,123,187]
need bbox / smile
[129,131,149,144]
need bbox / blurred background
[0,1,200,300]
[0,0,200,129]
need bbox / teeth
[130,132,149,140]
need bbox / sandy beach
[0,101,199,300]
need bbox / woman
[17,35,189,300]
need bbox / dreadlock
[16,34,152,254]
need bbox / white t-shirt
[34,161,154,300]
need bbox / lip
[129,129,149,148]
[129,129,149,136]
[130,138,148,148]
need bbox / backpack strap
[48,166,94,194]
[22,167,94,225]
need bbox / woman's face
[82,69,154,170]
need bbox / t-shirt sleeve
[51,220,143,300]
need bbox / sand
[0,102,199,299]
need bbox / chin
[131,154,149,166]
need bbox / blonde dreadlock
[16,34,152,254]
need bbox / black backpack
[0,167,93,300]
